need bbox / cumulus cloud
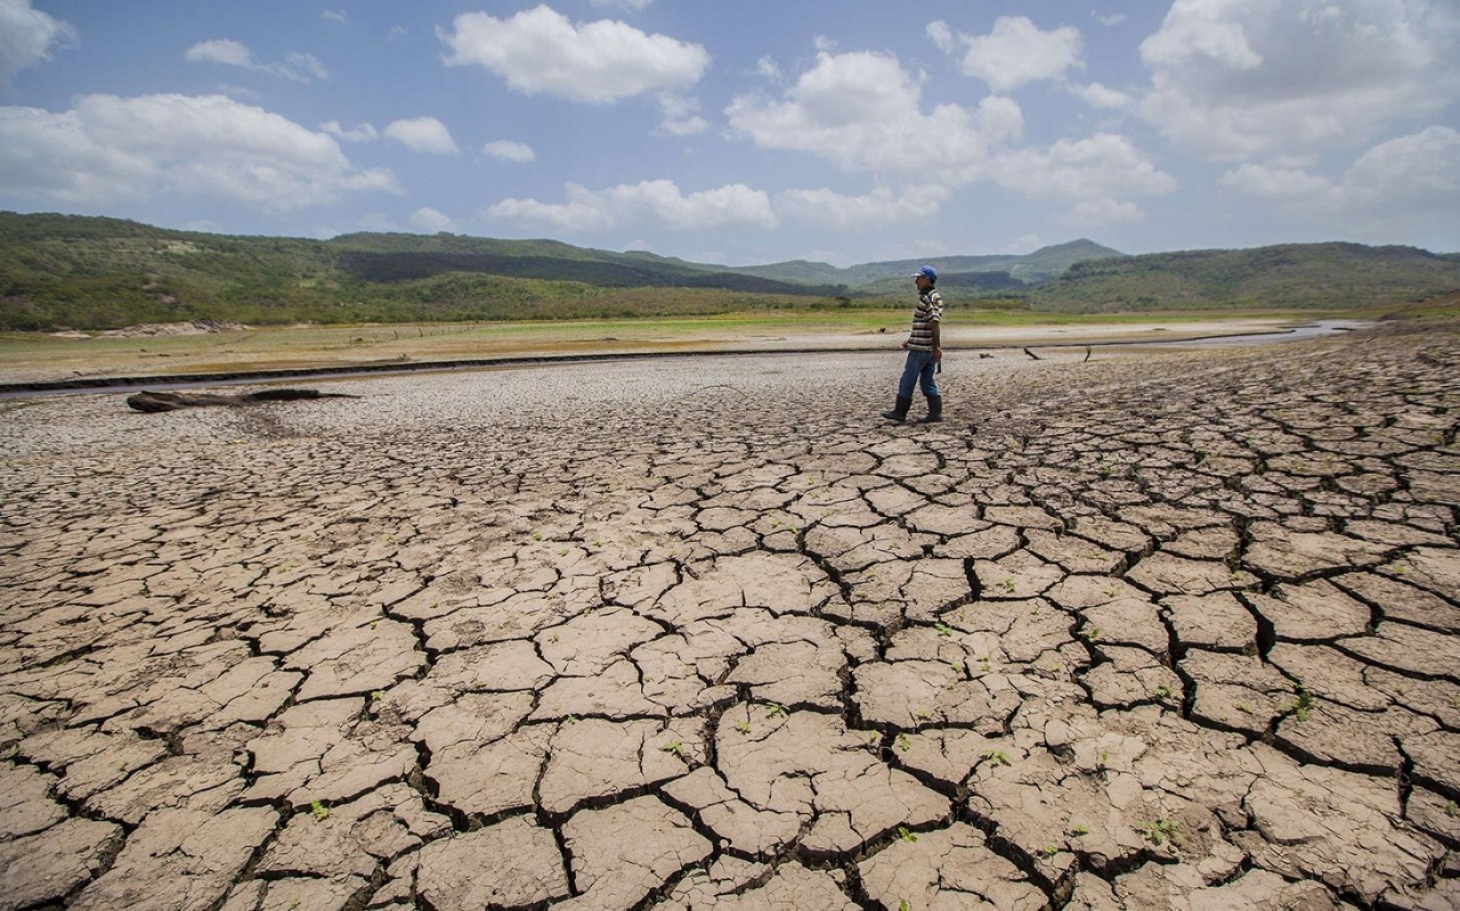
[990,132,1176,200]
[0,0,76,89]
[1061,197,1144,227]
[776,186,951,230]
[988,132,1175,226]
[753,56,781,82]
[726,50,1003,176]
[383,116,458,154]
[485,179,777,233]
[484,139,535,162]
[321,120,378,142]
[940,15,1083,92]
[439,4,708,104]
[410,207,457,232]
[0,93,399,210]
[657,93,708,135]
[727,47,1171,224]
[1072,81,1131,109]
[1220,126,1460,219]
[1140,0,1460,160]
[926,21,956,54]
[185,38,329,83]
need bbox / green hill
[1027,243,1460,312]
[728,239,1125,289]
[2,212,1455,329]
[0,212,847,330]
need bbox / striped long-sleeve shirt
[906,290,943,351]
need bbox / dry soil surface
[1,324,1457,911]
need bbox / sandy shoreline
[2,323,1457,910]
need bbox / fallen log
[126,388,355,413]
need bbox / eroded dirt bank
[0,324,1456,910]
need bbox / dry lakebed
[0,320,1457,910]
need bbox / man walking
[883,265,944,423]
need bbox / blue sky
[2,0,1457,266]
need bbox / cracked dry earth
[1,323,1458,911]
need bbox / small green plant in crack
[566,715,579,725]
[764,702,789,719]
[1041,845,1060,857]
[1285,684,1314,722]
[1077,626,1102,642]
[1136,819,1182,847]
[1445,800,1458,818]
[661,740,685,758]
[934,622,956,638]
[1000,578,1017,594]
[914,709,932,720]
[736,720,753,735]
[1070,824,1090,837]
[948,661,965,674]
[1237,702,1253,714]
[899,900,911,911]
[1096,751,1110,772]
[370,690,383,702]
[310,800,330,822]
[896,733,912,752]
[533,532,543,541]
[982,749,1012,767]
[898,826,918,843]
[1154,685,1172,699]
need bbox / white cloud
[1220,126,1460,220]
[322,9,348,25]
[776,186,950,230]
[753,56,781,82]
[990,133,1176,201]
[485,179,777,232]
[588,0,653,10]
[1094,12,1127,28]
[1140,0,1460,160]
[1072,81,1131,109]
[726,50,1004,177]
[0,0,76,89]
[185,39,329,83]
[0,93,399,210]
[726,47,1172,225]
[439,4,708,104]
[321,120,378,142]
[948,16,1083,92]
[383,117,458,154]
[484,139,535,162]
[1060,197,1144,227]
[657,93,708,135]
[926,21,956,54]
[410,207,457,232]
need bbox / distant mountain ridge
[1,211,1455,330]
[727,239,1126,287]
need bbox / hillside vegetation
[1,212,1455,330]
[1028,243,1460,312]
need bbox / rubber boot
[919,395,943,423]
[883,395,912,422]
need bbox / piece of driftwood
[126,388,356,413]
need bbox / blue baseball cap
[913,265,937,281]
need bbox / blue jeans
[898,349,939,399]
